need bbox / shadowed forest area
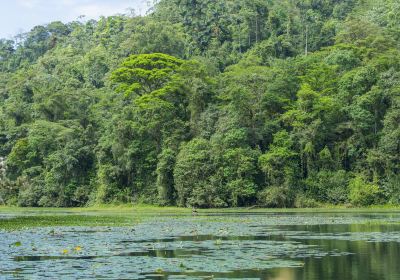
[0,0,399,208]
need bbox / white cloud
[16,0,41,8]
[0,0,150,38]
[59,0,75,5]
[16,0,147,17]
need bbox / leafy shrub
[257,186,294,208]
[187,182,228,208]
[349,175,380,206]
[174,138,219,207]
[0,178,19,205]
[294,194,320,208]
[16,177,43,207]
[305,170,350,204]
[381,175,400,205]
[227,179,256,207]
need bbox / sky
[0,0,150,39]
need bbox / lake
[1,209,400,279]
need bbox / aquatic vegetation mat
[1,211,400,279]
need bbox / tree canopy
[0,0,399,207]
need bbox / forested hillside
[0,0,399,207]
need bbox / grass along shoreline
[2,205,400,230]
[2,204,400,214]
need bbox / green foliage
[257,186,294,208]
[294,194,320,208]
[259,131,298,188]
[305,170,350,204]
[294,194,321,208]
[382,175,400,205]
[110,53,183,97]
[0,0,399,208]
[349,175,381,206]
[156,148,177,206]
[174,138,220,207]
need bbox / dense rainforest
[0,0,399,208]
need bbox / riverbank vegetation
[0,0,399,208]
[2,205,400,230]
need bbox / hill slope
[0,0,399,207]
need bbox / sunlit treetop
[111,53,184,97]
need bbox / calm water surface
[1,211,400,279]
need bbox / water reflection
[1,212,400,279]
